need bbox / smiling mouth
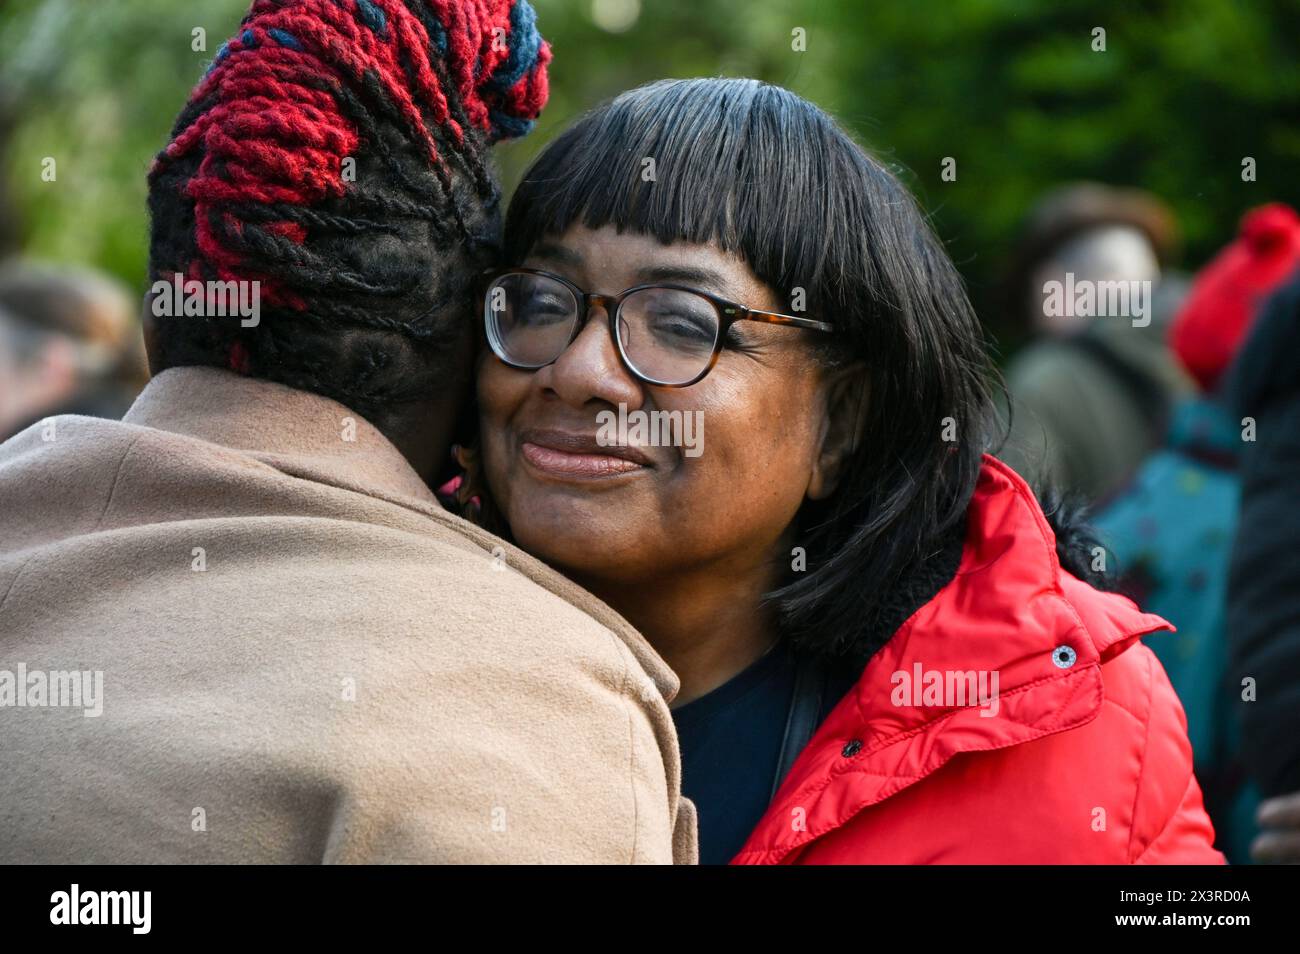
[519,429,653,480]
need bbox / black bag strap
[1071,333,1171,444]
[770,652,829,803]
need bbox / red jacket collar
[735,456,1171,862]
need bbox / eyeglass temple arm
[732,307,834,333]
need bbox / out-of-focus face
[476,224,845,587]
[0,317,79,440]
[1030,224,1161,337]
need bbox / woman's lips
[518,429,653,479]
[521,441,647,478]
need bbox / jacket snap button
[842,739,863,757]
[1052,645,1078,669]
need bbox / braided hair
[147,0,549,428]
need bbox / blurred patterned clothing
[1094,395,1258,863]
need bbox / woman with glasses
[463,78,1223,865]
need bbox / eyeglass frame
[481,266,835,388]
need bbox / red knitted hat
[146,0,551,392]
[150,0,550,308]
[1169,203,1300,392]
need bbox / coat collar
[735,456,1172,863]
[121,368,687,706]
[123,366,437,505]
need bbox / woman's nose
[536,306,643,410]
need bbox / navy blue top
[671,643,798,865]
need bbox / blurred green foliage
[2,0,1297,344]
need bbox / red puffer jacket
[734,457,1225,864]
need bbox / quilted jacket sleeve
[1126,647,1226,864]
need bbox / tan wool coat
[0,367,696,864]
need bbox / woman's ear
[140,291,163,375]
[807,362,869,501]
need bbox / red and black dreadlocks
[146,0,549,427]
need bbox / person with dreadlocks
[0,0,695,864]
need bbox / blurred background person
[1093,204,1300,863]
[1224,263,1300,863]
[0,260,146,441]
[1000,183,1194,502]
